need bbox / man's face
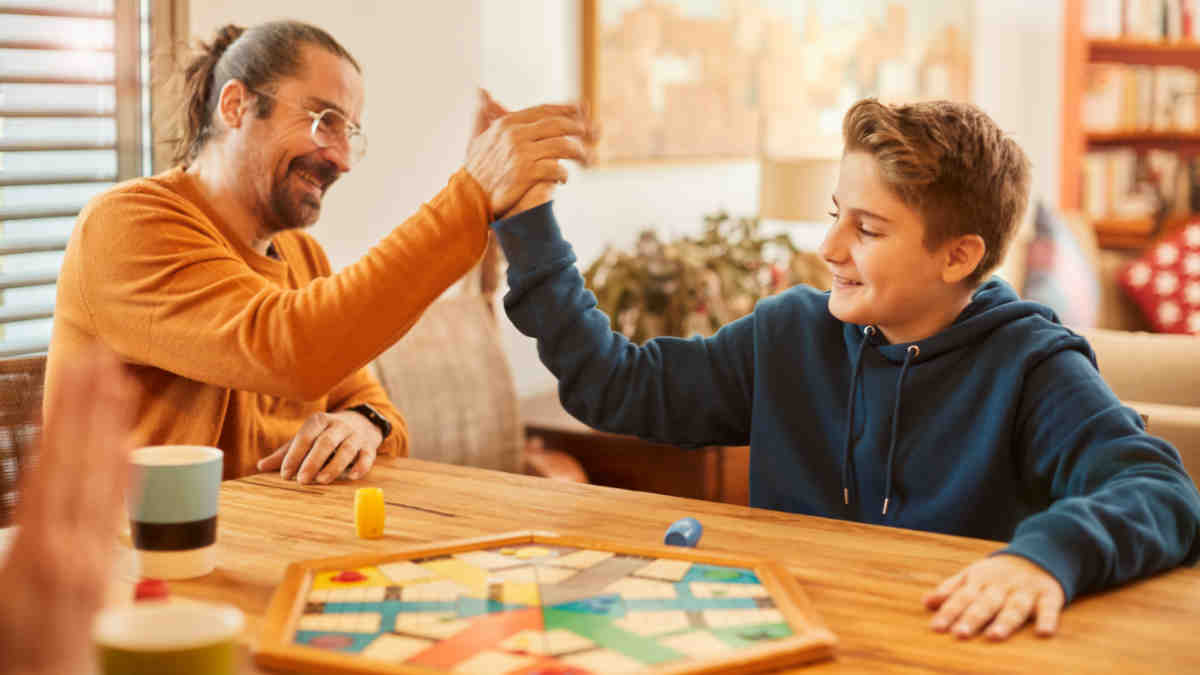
[819,151,961,344]
[237,45,364,233]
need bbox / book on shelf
[1083,64,1198,132]
[1086,0,1200,40]
[1082,148,1199,233]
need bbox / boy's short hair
[842,99,1031,286]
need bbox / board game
[256,531,835,674]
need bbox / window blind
[0,0,148,357]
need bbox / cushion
[369,294,523,473]
[1118,222,1200,335]
[1022,201,1101,328]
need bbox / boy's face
[819,151,967,344]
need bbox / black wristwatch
[348,403,392,441]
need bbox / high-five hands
[464,89,596,218]
[924,553,1065,641]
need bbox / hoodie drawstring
[882,344,919,515]
[840,326,874,507]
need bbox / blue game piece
[664,517,702,547]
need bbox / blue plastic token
[664,517,703,547]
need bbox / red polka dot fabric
[1119,223,1200,335]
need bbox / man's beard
[268,155,340,232]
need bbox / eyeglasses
[249,88,367,165]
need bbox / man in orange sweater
[46,21,589,482]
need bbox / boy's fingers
[923,570,965,609]
[1033,592,1063,637]
[930,582,978,632]
[952,585,1008,638]
[985,590,1035,640]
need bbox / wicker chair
[0,355,46,527]
[369,236,586,481]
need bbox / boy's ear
[941,234,986,284]
[216,79,250,130]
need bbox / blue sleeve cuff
[999,518,1091,604]
[490,201,575,272]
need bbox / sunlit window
[0,0,150,356]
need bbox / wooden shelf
[1087,130,1200,153]
[1089,38,1200,67]
[1062,0,1200,249]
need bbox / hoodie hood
[837,278,1088,516]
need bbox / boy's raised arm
[492,201,756,447]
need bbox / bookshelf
[1062,0,1200,249]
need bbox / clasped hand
[257,410,383,484]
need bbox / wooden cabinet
[520,391,750,505]
[1062,0,1200,249]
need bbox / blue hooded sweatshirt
[492,203,1200,603]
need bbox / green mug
[94,601,244,674]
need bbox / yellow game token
[354,487,385,539]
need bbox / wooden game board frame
[256,531,836,674]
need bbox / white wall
[189,0,1063,397]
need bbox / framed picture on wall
[582,0,973,165]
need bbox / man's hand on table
[257,410,383,484]
[923,553,1065,641]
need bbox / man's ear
[941,233,986,284]
[216,79,251,130]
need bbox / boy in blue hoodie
[490,99,1200,641]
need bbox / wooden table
[521,390,752,505]
[176,457,1200,673]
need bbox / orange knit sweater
[46,167,491,478]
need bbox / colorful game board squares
[420,558,489,595]
[309,585,388,604]
[488,565,577,585]
[700,608,784,629]
[454,550,524,570]
[297,611,382,633]
[378,560,437,584]
[689,582,768,599]
[403,579,475,602]
[603,577,678,599]
[560,648,646,673]
[660,630,735,657]
[613,609,691,637]
[513,546,554,560]
[395,616,476,641]
[498,628,595,656]
[311,566,391,590]
[552,549,614,569]
[633,558,692,581]
[360,634,433,663]
[451,649,537,674]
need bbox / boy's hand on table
[923,554,1065,641]
[257,410,383,484]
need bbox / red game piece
[330,570,366,583]
[133,578,169,602]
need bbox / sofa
[1000,215,1200,484]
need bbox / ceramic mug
[94,601,244,674]
[128,445,222,579]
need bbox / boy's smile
[820,151,976,345]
